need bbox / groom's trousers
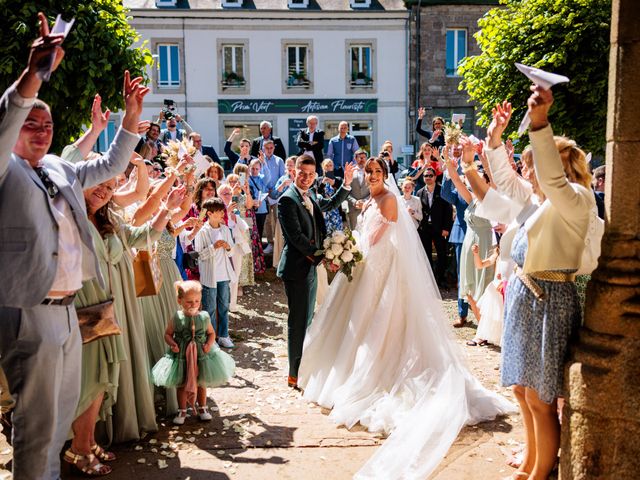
[284,269,318,378]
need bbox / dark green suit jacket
[276,184,350,281]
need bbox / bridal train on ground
[298,181,516,480]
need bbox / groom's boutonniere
[315,228,364,282]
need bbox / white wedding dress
[298,182,516,480]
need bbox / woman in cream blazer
[484,91,594,480]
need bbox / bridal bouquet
[161,138,197,169]
[316,229,363,281]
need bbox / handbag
[76,249,121,344]
[133,230,163,297]
[182,250,199,271]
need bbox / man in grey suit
[346,149,370,230]
[0,14,148,479]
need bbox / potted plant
[289,70,309,86]
[223,71,245,86]
[352,71,373,86]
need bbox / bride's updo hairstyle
[365,156,388,179]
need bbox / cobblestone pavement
[1,270,527,479]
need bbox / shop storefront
[218,98,378,159]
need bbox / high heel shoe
[63,449,112,476]
[91,443,116,462]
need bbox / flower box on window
[350,71,373,87]
[222,71,246,87]
[287,71,310,87]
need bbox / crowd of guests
[0,14,606,480]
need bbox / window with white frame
[286,45,310,88]
[157,44,180,88]
[155,0,176,7]
[350,45,373,87]
[221,0,243,7]
[221,44,246,87]
[446,29,467,77]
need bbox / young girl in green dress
[152,281,235,425]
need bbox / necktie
[301,191,313,214]
[34,166,60,199]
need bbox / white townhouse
[121,0,410,163]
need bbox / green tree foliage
[459,0,611,154]
[0,2,152,152]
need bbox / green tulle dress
[138,229,182,414]
[152,311,235,388]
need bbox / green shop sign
[218,99,378,115]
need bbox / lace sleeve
[367,213,396,247]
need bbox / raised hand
[527,85,553,131]
[121,70,150,132]
[90,94,111,133]
[486,101,512,149]
[19,12,66,98]
[137,120,151,135]
[129,152,146,168]
[418,107,425,120]
[343,162,356,186]
[459,136,475,166]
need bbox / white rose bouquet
[315,228,363,281]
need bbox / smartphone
[239,172,246,184]
[325,171,335,180]
[232,195,240,204]
[198,209,207,221]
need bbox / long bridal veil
[350,177,516,480]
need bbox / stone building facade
[407,0,499,141]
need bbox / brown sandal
[91,443,116,462]
[63,449,112,476]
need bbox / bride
[298,156,516,480]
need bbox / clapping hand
[343,162,356,186]
[486,101,512,149]
[527,85,553,131]
[166,185,186,210]
[214,240,230,250]
[355,199,365,210]
[121,70,150,132]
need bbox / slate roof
[124,0,407,12]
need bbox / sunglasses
[35,166,60,198]
[424,174,435,178]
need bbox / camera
[380,151,390,158]
[162,99,176,120]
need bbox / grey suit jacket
[347,173,370,212]
[0,84,139,308]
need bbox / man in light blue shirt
[262,139,285,253]
[326,121,359,176]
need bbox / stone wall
[409,3,496,140]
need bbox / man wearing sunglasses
[0,13,147,480]
[417,167,453,288]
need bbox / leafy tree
[0,2,152,152]
[459,0,611,154]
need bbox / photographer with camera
[158,99,192,145]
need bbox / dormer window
[288,0,309,8]
[222,0,243,8]
[350,0,371,8]
[156,0,177,6]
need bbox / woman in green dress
[64,177,186,476]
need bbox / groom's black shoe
[287,376,299,389]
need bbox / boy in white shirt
[194,198,237,348]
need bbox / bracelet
[462,162,478,173]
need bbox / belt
[514,267,576,301]
[41,294,76,306]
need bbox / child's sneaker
[173,409,187,425]
[218,336,235,348]
[197,405,212,421]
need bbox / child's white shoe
[218,336,235,348]
[173,409,187,425]
[197,405,212,421]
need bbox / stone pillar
[561,1,640,478]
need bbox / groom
[277,155,355,388]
